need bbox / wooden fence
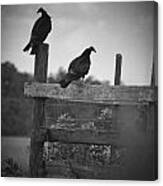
[24,44,157,180]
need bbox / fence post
[29,44,49,177]
[114,54,122,85]
[151,60,155,87]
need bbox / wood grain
[29,44,48,177]
[24,82,157,103]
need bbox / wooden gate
[24,44,157,180]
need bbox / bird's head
[37,7,46,14]
[82,46,96,56]
[89,46,96,53]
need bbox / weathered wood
[46,161,125,179]
[29,44,49,177]
[34,44,49,82]
[65,163,125,180]
[114,54,122,85]
[47,128,119,145]
[47,127,152,147]
[151,60,155,87]
[24,83,157,103]
[46,161,75,178]
[45,102,155,148]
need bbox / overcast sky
[1,2,155,85]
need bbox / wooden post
[151,59,155,87]
[114,54,122,85]
[29,44,49,177]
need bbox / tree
[1,61,33,98]
[84,76,101,85]
[48,67,66,83]
[1,61,33,136]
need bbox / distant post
[29,44,49,177]
[114,54,122,86]
[151,60,155,87]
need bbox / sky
[1,2,155,85]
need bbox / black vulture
[59,46,96,88]
[23,7,52,55]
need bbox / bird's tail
[59,79,72,88]
[23,42,31,52]
[59,73,76,88]
[30,44,38,55]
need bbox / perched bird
[59,46,96,88]
[23,7,52,55]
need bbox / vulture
[59,46,96,88]
[23,7,52,55]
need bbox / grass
[1,136,30,174]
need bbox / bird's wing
[68,55,90,76]
[31,16,51,42]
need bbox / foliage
[1,158,24,177]
[48,67,67,83]
[1,61,33,136]
[1,61,33,98]
[84,75,102,85]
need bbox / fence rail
[24,82,157,103]
[47,128,119,145]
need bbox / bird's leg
[82,77,85,85]
[80,77,85,87]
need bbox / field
[1,137,30,173]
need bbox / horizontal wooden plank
[44,100,113,127]
[46,161,125,179]
[47,128,119,145]
[46,126,153,146]
[24,82,157,103]
[66,163,125,179]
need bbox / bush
[1,158,24,177]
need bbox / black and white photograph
[1,1,158,180]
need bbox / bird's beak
[93,48,96,53]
